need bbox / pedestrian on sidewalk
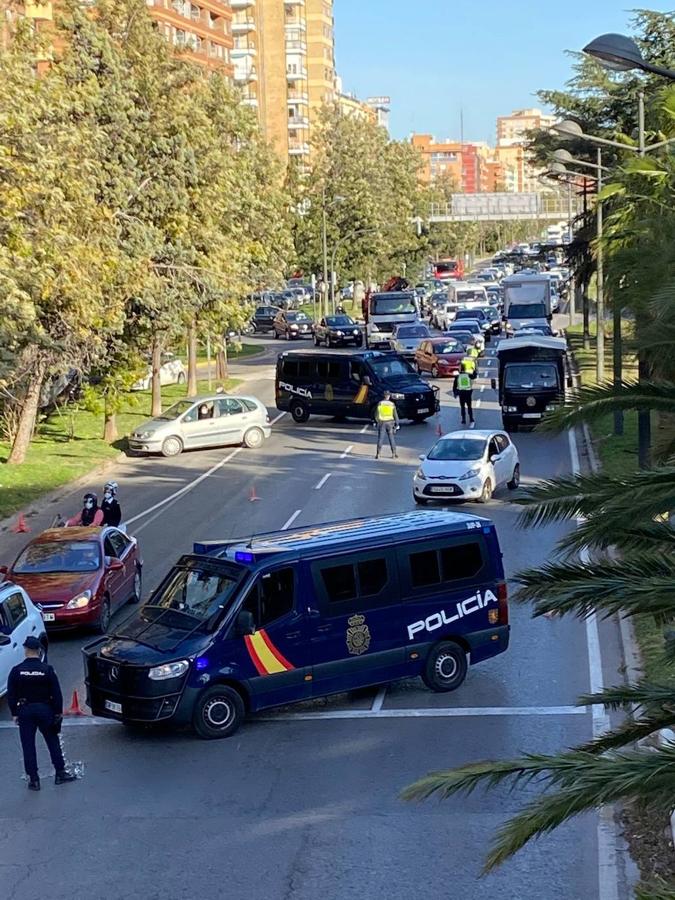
[374,391,399,459]
[7,636,76,791]
[453,362,476,428]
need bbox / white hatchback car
[0,583,47,697]
[131,353,186,392]
[413,430,520,504]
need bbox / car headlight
[546,404,557,411]
[505,406,518,413]
[415,468,427,481]
[66,591,91,610]
[458,467,481,481]
[352,329,359,335]
[336,330,344,336]
[134,431,153,440]
[148,660,190,681]
[290,324,298,330]
[390,393,405,400]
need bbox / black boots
[28,777,40,791]
[55,770,76,785]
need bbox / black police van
[276,350,439,423]
[83,511,509,739]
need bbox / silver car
[129,394,272,458]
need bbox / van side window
[409,550,440,587]
[317,361,343,380]
[321,564,357,602]
[244,568,295,628]
[297,360,313,379]
[440,544,483,580]
[350,361,364,382]
[282,360,299,378]
[357,559,387,596]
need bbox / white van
[448,282,489,310]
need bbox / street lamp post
[583,33,675,81]
[321,189,345,319]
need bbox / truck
[492,335,571,431]
[366,290,418,347]
[502,274,552,336]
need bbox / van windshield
[370,295,416,316]
[508,303,547,319]
[457,290,486,303]
[142,567,241,629]
[368,358,415,378]
[504,364,559,390]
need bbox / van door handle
[285,631,301,640]
[316,624,332,633]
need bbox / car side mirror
[418,454,425,461]
[235,609,256,637]
[491,378,497,390]
[106,557,124,571]
[0,633,10,646]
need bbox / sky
[334,1,675,144]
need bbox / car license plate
[523,413,542,419]
[418,407,430,414]
[43,613,55,622]
[430,486,457,494]
[104,700,122,714]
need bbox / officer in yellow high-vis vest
[374,391,400,459]
[453,362,476,427]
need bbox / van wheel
[161,436,183,457]
[290,400,310,423]
[508,464,520,490]
[243,426,265,449]
[477,478,493,503]
[422,641,467,692]
[193,685,244,739]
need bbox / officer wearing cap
[6,636,76,791]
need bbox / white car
[436,303,460,330]
[413,430,520,504]
[131,353,186,392]
[0,582,47,696]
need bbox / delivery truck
[502,274,552,335]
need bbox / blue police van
[83,511,509,739]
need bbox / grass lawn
[184,342,264,365]
[0,377,240,520]
[566,322,670,685]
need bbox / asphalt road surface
[0,332,635,900]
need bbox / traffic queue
[0,263,570,746]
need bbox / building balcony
[288,116,309,129]
[286,68,308,82]
[232,19,256,34]
[242,97,259,108]
[287,92,309,105]
[232,44,257,58]
[285,19,306,32]
[284,0,305,6]
[230,0,256,8]
[289,142,310,156]
[285,39,307,53]
[234,65,258,83]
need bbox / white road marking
[0,705,587,730]
[314,473,331,490]
[568,427,618,900]
[341,445,353,459]
[360,424,370,434]
[125,412,288,528]
[281,509,302,531]
[371,687,387,712]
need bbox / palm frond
[575,711,675,754]
[579,682,675,711]
[514,556,675,622]
[515,471,632,527]
[556,515,675,554]
[537,382,675,433]
[636,879,675,900]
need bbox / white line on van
[341,445,353,459]
[314,473,331,490]
[282,509,302,531]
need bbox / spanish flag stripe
[244,634,267,676]
[258,629,294,670]
[248,630,290,675]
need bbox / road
[0,331,633,900]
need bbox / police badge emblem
[346,614,371,656]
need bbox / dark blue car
[84,510,509,739]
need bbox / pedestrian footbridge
[430,193,581,223]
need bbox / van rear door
[307,550,406,696]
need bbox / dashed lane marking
[341,445,353,459]
[314,473,331,490]
[281,509,302,531]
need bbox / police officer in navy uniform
[6,636,76,791]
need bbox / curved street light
[583,33,675,81]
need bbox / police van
[276,350,439,423]
[84,511,509,739]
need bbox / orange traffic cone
[12,513,30,534]
[65,689,86,717]
[249,485,261,502]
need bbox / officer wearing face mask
[101,481,122,527]
[66,492,104,527]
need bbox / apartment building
[496,108,554,192]
[147,0,233,75]
[411,134,505,194]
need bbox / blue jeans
[18,703,65,778]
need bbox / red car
[414,337,465,378]
[1,526,142,633]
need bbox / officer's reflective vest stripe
[457,373,472,391]
[377,401,396,422]
[469,346,480,359]
[462,357,476,374]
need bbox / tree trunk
[151,334,162,417]
[216,345,228,382]
[187,319,198,396]
[7,356,47,464]
[103,403,118,443]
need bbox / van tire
[161,436,183,458]
[290,400,310,423]
[422,641,467,692]
[193,685,244,739]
